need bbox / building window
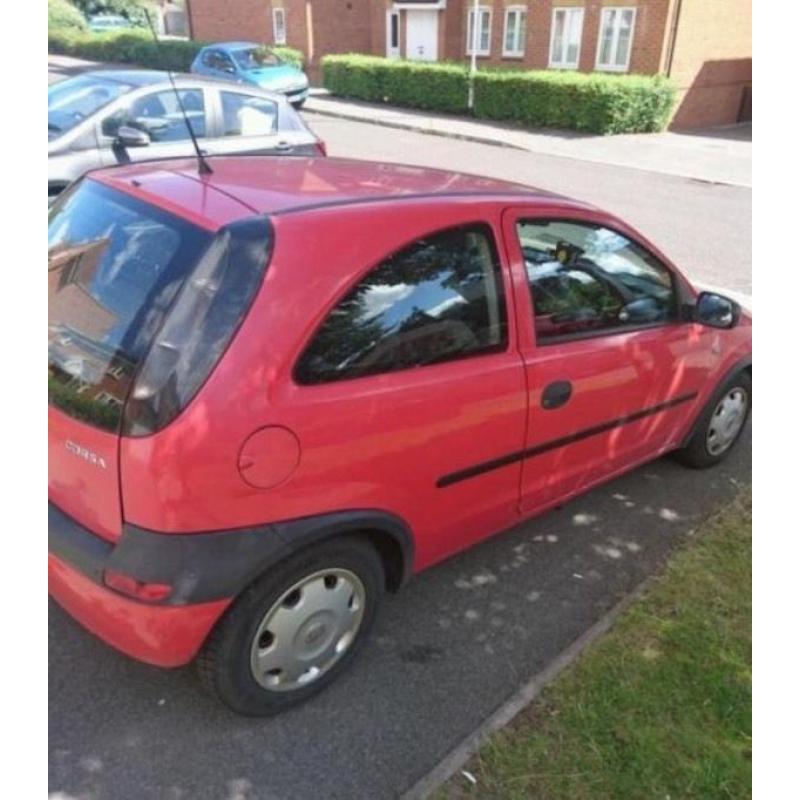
[466,6,492,56]
[549,7,584,69]
[596,7,636,72]
[503,6,527,57]
[272,7,286,45]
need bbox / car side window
[102,89,207,142]
[216,52,237,74]
[202,50,219,69]
[295,224,508,384]
[221,92,278,137]
[516,219,677,343]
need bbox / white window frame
[386,10,401,58]
[466,6,493,57]
[502,6,527,58]
[595,7,636,72]
[272,7,287,45]
[548,6,584,69]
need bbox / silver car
[48,70,325,199]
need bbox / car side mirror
[694,291,740,329]
[115,125,151,148]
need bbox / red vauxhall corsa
[48,156,751,715]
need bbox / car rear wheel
[197,536,384,715]
[674,370,751,468]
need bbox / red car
[48,156,751,715]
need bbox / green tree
[69,0,156,27]
[48,0,89,33]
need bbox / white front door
[406,10,438,61]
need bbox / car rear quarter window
[516,219,677,343]
[221,92,279,137]
[295,224,508,384]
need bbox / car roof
[91,156,593,227]
[71,69,169,87]
[205,41,261,52]
[58,70,290,99]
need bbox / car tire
[197,536,385,716]
[673,370,751,469]
[291,100,306,109]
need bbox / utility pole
[468,0,479,110]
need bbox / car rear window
[48,181,211,432]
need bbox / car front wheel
[198,536,385,715]
[674,370,751,468]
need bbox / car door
[97,87,210,167]
[502,206,705,515]
[268,206,529,570]
[201,88,295,156]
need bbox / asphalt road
[49,63,752,800]
[306,114,752,297]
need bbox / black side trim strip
[437,391,699,488]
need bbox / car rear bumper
[48,501,414,665]
[47,500,288,667]
[49,552,229,667]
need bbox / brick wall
[187,0,751,127]
[442,1,671,73]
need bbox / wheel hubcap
[250,569,366,692]
[706,387,748,455]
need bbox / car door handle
[541,381,573,410]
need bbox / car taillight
[122,216,273,436]
[315,140,328,157]
[103,569,173,602]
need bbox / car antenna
[144,10,212,176]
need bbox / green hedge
[322,55,675,134]
[322,55,469,114]
[48,27,305,72]
[474,69,675,134]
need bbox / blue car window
[233,48,282,70]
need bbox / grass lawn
[436,490,752,800]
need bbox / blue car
[88,15,134,34]
[191,42,309,108]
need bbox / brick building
[186,0,751,129]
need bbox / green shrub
[323,55,469,114]
[322,55,676,134]
[474,69,675,134]
[48,0,89,34]
[272,47,304,69]
[48,28,305,73]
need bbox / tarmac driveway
[49,427,751,800]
